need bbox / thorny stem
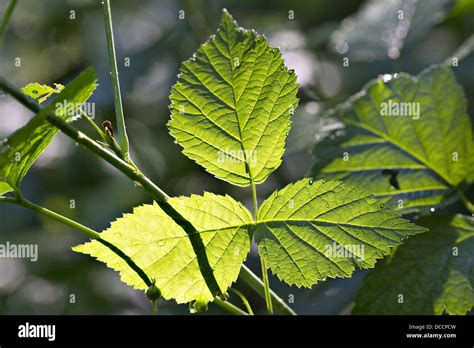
[0,0,17,47]
[102,0,130,160]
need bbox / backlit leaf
[0,67,97,196]
[254,178,425,287]
[168,9,299,186]
[73,193,253,304]
[310,66,473,213]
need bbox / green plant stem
[0,76,294,315]
[0,195,244,316]
[239,265,296,315]
[250,181,273,315]
[259,256,273,315]
[213,297,248,316]
[102,0,129,159]
[80,109,107,140]
[229,288,254,315]
[0,75,40,113]
[0,195,152,288]
[0,0,17,47]
[250,179,258,219]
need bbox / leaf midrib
[344,119,455,186]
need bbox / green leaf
[22,82,64,103]
[168,9,299,187]
[310,66,473,213]
[330,0,453,61]
[353,214,474,315]
[254,178,425,287]
[73,193,253,304]
[0,67,97,196]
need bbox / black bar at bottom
[0,315,472,346]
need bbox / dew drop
[309,178,314,185]
[430,207,435,213]
[381,74,393,82]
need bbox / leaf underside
[168,9,299,187]
[255,178,425,287]
[0,67,97,196]
[353,214,474,315]
[311,66,473,213]
[74,193,253,304]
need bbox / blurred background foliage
[0,0,472,315]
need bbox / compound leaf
[168,9,299,187]
[73,193,253,304]
[254,178,425,287]
[0,67,97,196]
[353,214,474,315]
[310,66,473,213]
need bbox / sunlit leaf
[73,193,253,304]
[22,82,64,104]
[0,67,97,195]
[254,178,425,287]
[310,66,473,213]
[168,9,299,186]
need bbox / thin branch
[0,0,18,47]
[239,264,296,315]
[213,297,248,315]
[102,0,129,158]
[0,195,152,288]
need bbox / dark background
[0,0,472,315]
